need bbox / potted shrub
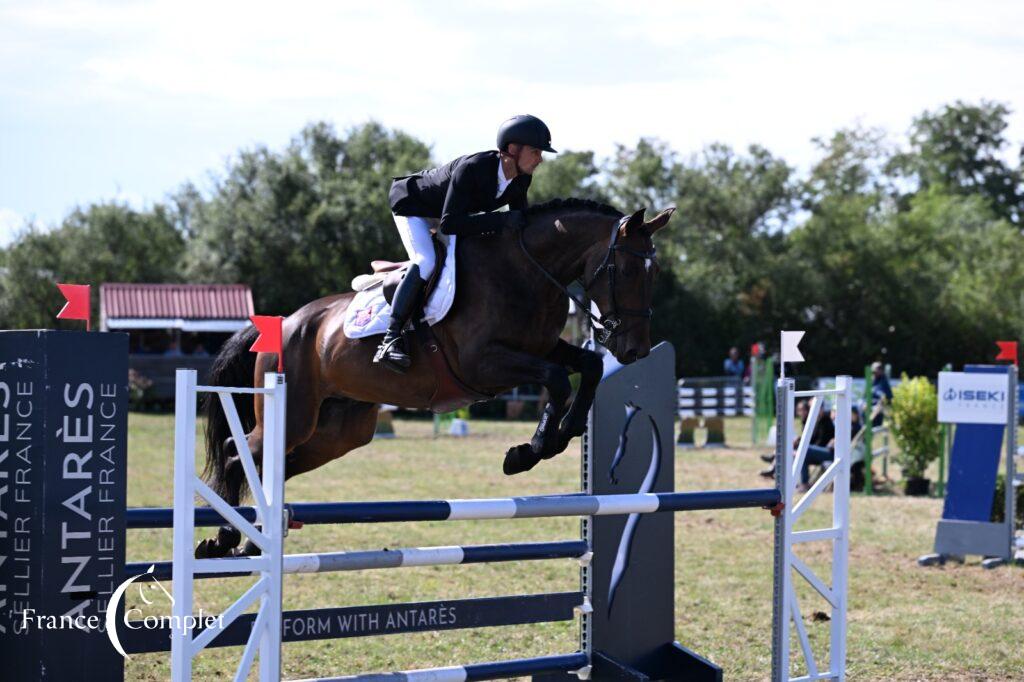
[889,374,941,495]
[128,369,154,411]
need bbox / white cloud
[1,0,1022,222]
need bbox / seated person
[760,398,834,488]
[762,401,865,491]
[800,404,869,491]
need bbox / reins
[516,215,656,345]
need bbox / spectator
[760,399,834,491]
[762,400,865,492]
[870,361,892,426]
[723,346,745,380]
[163,339,184,357]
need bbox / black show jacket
[389,151,531,235]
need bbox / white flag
[780,331,805,365]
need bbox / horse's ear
[643,207,675,235]
[619,209,646,237]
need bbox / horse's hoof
[195,538,224,559]
[503,443,541,475]
[240,539,262,557]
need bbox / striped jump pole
[129,488,780,529]
[127,540,590,581]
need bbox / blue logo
[944,389,1005,403]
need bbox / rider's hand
[506,210,527,230]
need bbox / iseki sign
[937,371,1010,424]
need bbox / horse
[196,198,674,558]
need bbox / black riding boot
[373,265,425,374]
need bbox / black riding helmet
[496,115,557,153]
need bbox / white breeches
[393,214,435,281]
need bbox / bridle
[517,215,657,345]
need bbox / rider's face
[510,144,544,174]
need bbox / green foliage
[3,104,1023,378]
[529,150,605,204]
[178,121,432,314]
[893,100,1023,223]
[991,473,1024,525]
[655,142,796,375]
[0,202,184,329]
[128,368,155,411]
[605,137,678,210]
[889,375,941,479]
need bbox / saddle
[369,236,491,413]
[374,238,447,307]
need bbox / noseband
[517,215,657,345]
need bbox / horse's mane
[526,198,623,219]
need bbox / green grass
[122,415,1024,681]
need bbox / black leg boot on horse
[374,264,426,374]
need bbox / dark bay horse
[196,198,674,557]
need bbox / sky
[2,0,1023,244]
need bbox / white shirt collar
[496,158,512,197]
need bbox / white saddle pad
[343,235,458,339]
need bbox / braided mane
[526,198,623,219]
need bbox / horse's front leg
[546,340,604,451]
[467,344,572,475]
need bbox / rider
[374,114,557,373]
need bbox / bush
[128,369,154,411]
[991,474,1024,525]
[889,374,941,479]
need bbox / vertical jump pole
[1004,366,1018,566]
[259,371,287,682]
[832,376,853,678]
[170,371,287,682]
[771,375,851,681]
[170,370,199,681]
[770,377,794,681]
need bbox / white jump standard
[0,333,850,681]
[168,343,851,682]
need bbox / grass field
[122,415,1024,681]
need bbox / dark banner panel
[0,330,129,681]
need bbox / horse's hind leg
[196,349,324,559]
[283,398,380,478]
[232,398,379,556]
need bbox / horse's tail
[201,325,260,501]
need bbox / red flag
[249,315,284,373]
[995,340,1018,366]
[56,283,91,331]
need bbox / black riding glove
[440,210,524,236]
[506,210,528,230]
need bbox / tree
[892,101,1023,223]
[179,121,432,314]
[604,138,678,211]
[0,202,184,329]
[529,150,606,204]
[657,143,797,375]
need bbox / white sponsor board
[937,371,1010,424]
